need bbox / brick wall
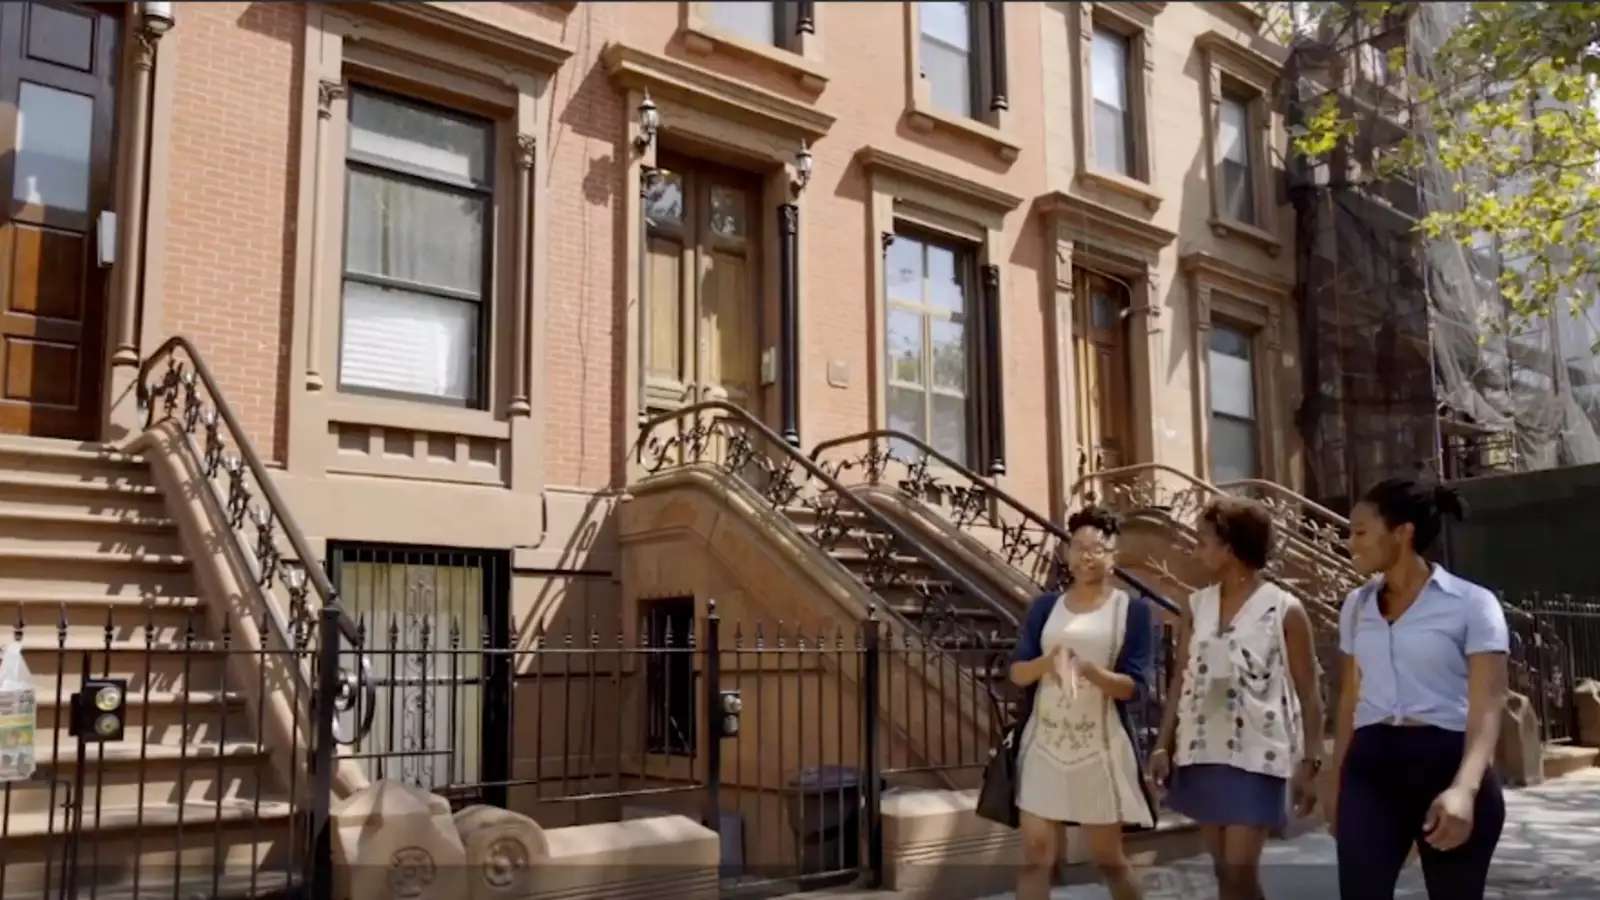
[161,2,303,460]
[148,0,1288,518]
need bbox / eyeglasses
[1068,543,1114,558]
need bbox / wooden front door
[643,156,760,415]
[1074,270,1133,474]
[0,1,118,439]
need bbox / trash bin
[785,765,878,875]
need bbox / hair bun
[1433,484,1468,520]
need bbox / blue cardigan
[1009,590,1160,830]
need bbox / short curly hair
[1199,497,1274,571]
[1065,505,1120,539]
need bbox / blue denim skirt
[1166,763,1288,830]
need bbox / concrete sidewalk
[804,768,1600,899]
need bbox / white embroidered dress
[1016,590,1153,826]
[1174,582,1302,777]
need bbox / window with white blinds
[339,88,493,406]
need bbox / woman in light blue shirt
[1331,478,1509,899]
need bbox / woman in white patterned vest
[1149,497,1325,900]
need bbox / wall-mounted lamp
[143,1,175,35]
[791,140,813,196]
[633,89,659,152]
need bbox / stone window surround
[1196,29,1283,256]
[1040,190,1176,519]
[680,0,828,92]
[604,43,835,476]
[899,1,1021,163]
[860,146,1022,479]
[1070,1,1164,212]
[1181,250,1290,484]
[285,4,570,497]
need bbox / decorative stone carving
[332,781,466,900]
[318,79,348,120]
[1495,691,1544,787]
[454,804,549,899]
[1576,678,1600,747]
[515,133,537,169]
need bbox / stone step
[5,741,276,815]
[0,511,184,558]
[1543,743,1599,779]
[0,435,147,479]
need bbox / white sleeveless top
[1174,582,1302,779]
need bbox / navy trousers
[1336,724,1505,899]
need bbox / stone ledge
[881,788,1206,899]
[1543,744,1600,780]
[530,815,720,899]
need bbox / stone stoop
[1543,744,1600,780]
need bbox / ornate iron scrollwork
[138,338,377,748]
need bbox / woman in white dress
[1009,506,1157,900]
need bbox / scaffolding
[1283,1,1600,511]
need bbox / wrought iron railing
[1504,591,1600,744]
[807,430,1180,752]
[808,429,1180,607]
[1071,463,1360,621]
[0,609,338,900]
[137,336,374,898]
[635,403,1019,650]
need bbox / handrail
[1074,463,1351,532]
[1214,477,1351,529]
[635,402,1019,631]
[137,335,372,739]
[810,429,1179,617]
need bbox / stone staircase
[0,435,294,899]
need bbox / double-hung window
[704,0,810,48]
[918,1,1007,123]
[1218,91,1256,225]
[886,231,975,464]
[1208,323,1259,482]
[339,87,494,407]
[1091,24,1134,176]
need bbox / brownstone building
[0,1,1340,894]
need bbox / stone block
[331,780,466,900]
[1575,679,1600,747]
[880,788,1021,898]
[1496,691,1545,787]
[454,804,549,899]
[527,814,719,899]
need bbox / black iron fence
[1504,591,1600,744]
[0,601,354,900]
[317,595,1179,894]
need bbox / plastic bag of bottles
[0,643,36,782]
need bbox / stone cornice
[1039,191,1176,258]
[603,42,835,141]
[856,147,1024,214]
[1180,249,1292,300]
[350,2,573,73]
[1196,29,1286,88]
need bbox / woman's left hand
[1289,767,1318,818]
[1422,784,1477,851]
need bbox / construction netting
[1286,1,1600,512]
